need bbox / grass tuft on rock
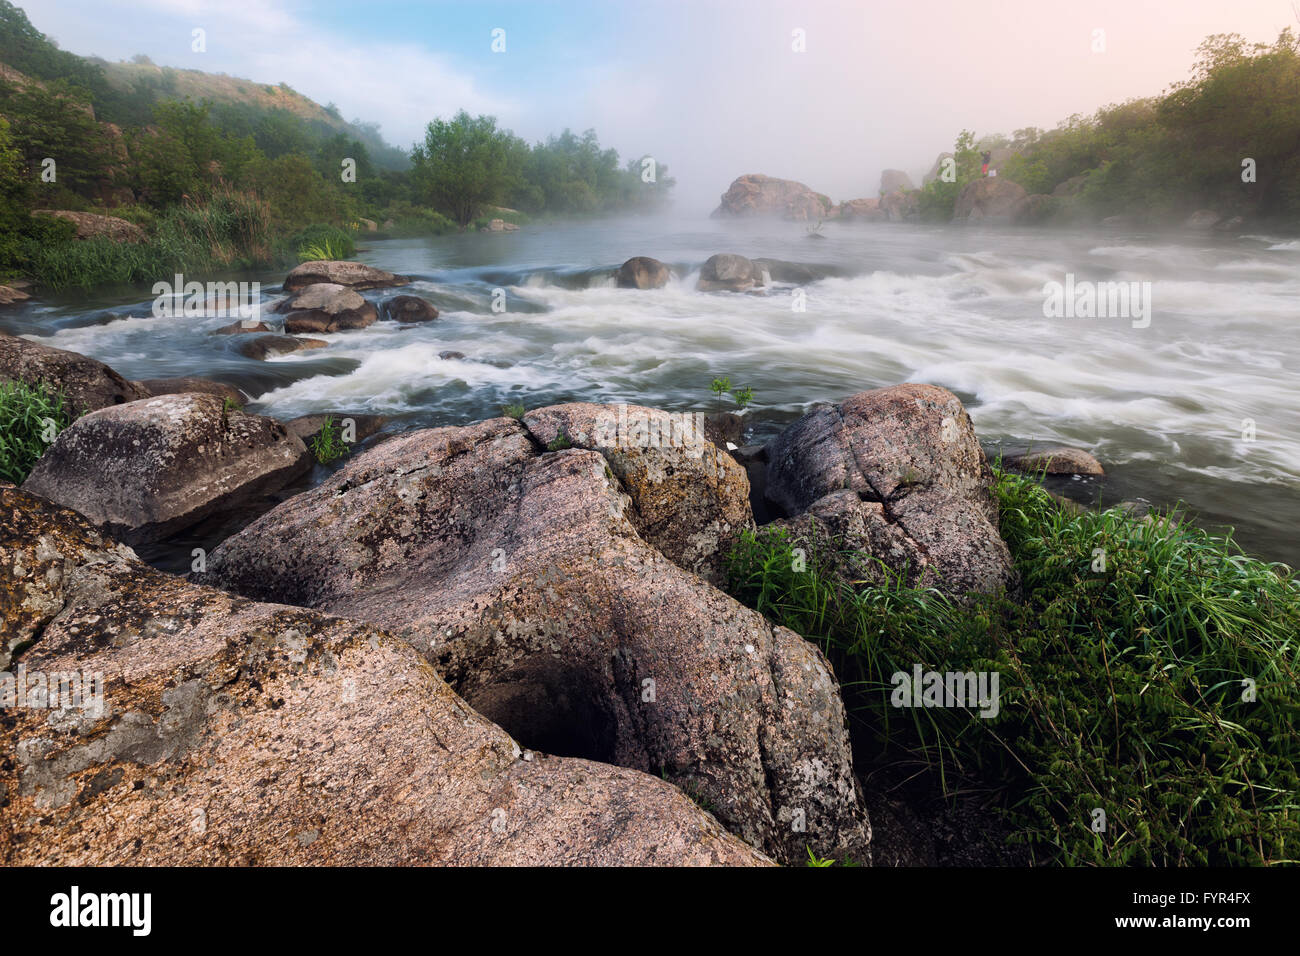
[725,468,1300,866]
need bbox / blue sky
[19,0,1297,210]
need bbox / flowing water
[4,215,1298,567]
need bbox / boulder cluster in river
[0,260,1106,866]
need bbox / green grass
[501,403,526,420]
[308,416,350,465]
[725,469,1300,866]
[290,223,356,263]
[0,380,75,484]
[21,189,278,291]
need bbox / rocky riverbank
[0,259,1110,867]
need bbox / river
[4,215,1297,567]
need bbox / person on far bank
[981,151,991,177]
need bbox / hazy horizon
[19,0,1300,210]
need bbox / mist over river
[4,215,1298,567]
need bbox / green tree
[410,111,523,226]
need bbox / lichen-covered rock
[32,209,146,243]
[201,415,871,864]
[0,487,768,866]
[22,393,311,544]
[0,332,150,412]
[282,260,409,293]
[522,402,753,584]
[766,384,1015,598]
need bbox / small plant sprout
[501,402,526,420]
[709,377,732,413]
[309,415,350,464]
[730,385,754,411]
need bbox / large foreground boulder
[200,415,872,864]
[616,256,670,290]
[953,178,1028,223]
[521,402,752,585]
[22,393,311,544]
[277,282,378,333]
[0,332,150,412]
[712,175,831,221]
[766,384,1016,598]
[697,253,765,293]
[0,487,767,866]
[282,260,410,293]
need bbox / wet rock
[22,393,311,544]
[282,260,410,293]
[697,253,764,293]
[0,331,150,413]
[382,294,439,323]
[1185,209,1221,229]
[439,350,466,360]
[0,486,768,866]
[616,257,670,290]
[1010,194,1057,225]
[836,198,886,222]
[213,320,271,335]
[201,415,871,864]
[136,377,246,405]
[1004,446,1104,476]
[277,283,378,333]
[765,384,1016,598]
[235,335,328,360]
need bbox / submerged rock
[615,256,670,289]
[201,415,871,864]
[0,331,150,412]
[212,320,271,335]
[766,384,1016,598]
[22,393,311,544]
[0,486,767,866]
[235,335,328,360]
[1004,446,1104,476]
